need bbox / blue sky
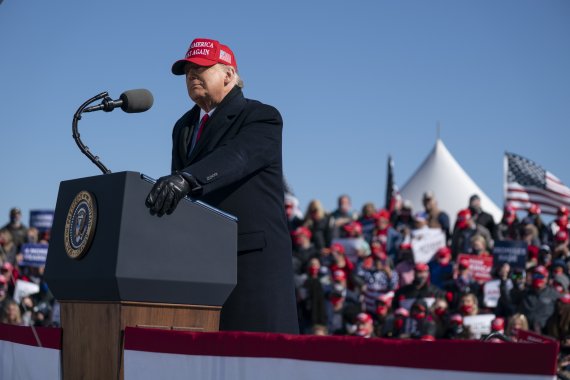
[0,0,569,224]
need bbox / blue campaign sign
[29,210,54,232]
[21,243,49,267]
[492,240,528,269]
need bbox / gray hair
[219,64,244,88]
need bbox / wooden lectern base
[60,301,221,380]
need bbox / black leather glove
[145,174,191,216]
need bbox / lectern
[44,171,237,380]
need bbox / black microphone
[83,89,154,113]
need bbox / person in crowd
[401,299,436,339]
[554,230,570,262]
[422,191,451,241]
[0,262,15,299]
[327,241,355,284]
[506,313,529,341]
[382,307,409,338]
[444,313,472,339]
[353,312,376,338]
[329,195,357,240]
[549,206,570,242]
[392,199,414,237]
[469,234,491,256]
[372,209,402,261]
[394,243,415,287]
[519,265,560,333]
[444,256,480,310]
[523,203,550,245]
[539,245,554,268]
[332,221,371,265]
[451,208,492,257]
[552,259,569,277]
[0,275,8,304]
[431,298,450,338]
[429,246,454,289]
[393,263,442,309]
[468,194,497,240]
[298,258,328,334]
[2,208,28,251]
[1,298,22,325]
[553,274,570,295]
[303,199,333,251]
[521,223,541,248]
[495,264,523,318]
[291,226,318,275]
[497,204,521,241]
[0,229,17,265]
[358,202,378,243]
[284,193,304,234]
[372,292,394,336]
[355,255,399,314]
[458,293,480,317]
[545,294,570,341]
[325,270,360,335]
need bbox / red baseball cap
[415,263,429,272]
[556,230,569,242]
[1,262,13,272]
[292,226,312,240]
[356,313,373,324]
[491,317,505,332]
[332,270,346,281]
[172,38,237,75]
[437,246,452,258]
[330,243,345,255]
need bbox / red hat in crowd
[292,227,312,240]
[491,317,505,332]
[394,308,409,318]
[559,206,569,217]
[437,246,452,258]
[376,209,391,221]
[450,314,463,325]
[400,243,412,251]
[330,243,345,255]
[332,270,347,282]
[534,265,549,277]
[415,263,429,272]
[377,291,394,306]
[527,245,540,259]
[528,203,541,215]
[356,313,373,324]
[504,204,516,214]
[172,38,237,75]
[458,257,470,269]
[343,221,363,235]
[456,209,472,229]
[556,230,569,243]
[1,262,13,272]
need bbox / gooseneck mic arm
[73,91,112,174]
[72,89,154,175]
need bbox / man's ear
[224,67,235,86]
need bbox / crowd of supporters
[286,191,570,374]
[2,191,570,375]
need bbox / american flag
[504,152,570,215]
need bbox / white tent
[399,139,503,225]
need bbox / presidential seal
[64,190,97,259]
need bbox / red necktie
[196,113,209,141]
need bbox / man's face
[185,63,228,108]
[423,197,435,211]
[339,196,351,213]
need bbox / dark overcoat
[171,86,298,334]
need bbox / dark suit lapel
[177,106,200,166]
[188,86,246,163]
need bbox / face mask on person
[531,273,547,290]
[434,307,446,317]
[308,266,319,277]
[460,304,474,315]
[376,304,389,316]
[394,318,404,330]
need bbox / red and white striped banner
[0,323,61,380]
[124,327,558,380]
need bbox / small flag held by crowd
[504,152,570,215]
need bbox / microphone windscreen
[120,89,154,113]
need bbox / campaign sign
[458,253,493,282]
[29,209,54,232]
[411,228,446,263]
[483,279,501,308]
[493,240,528,269]
[13,280,40,304]
[21,243,49,267]
[463,314,495,339]
[514,328,556,344]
